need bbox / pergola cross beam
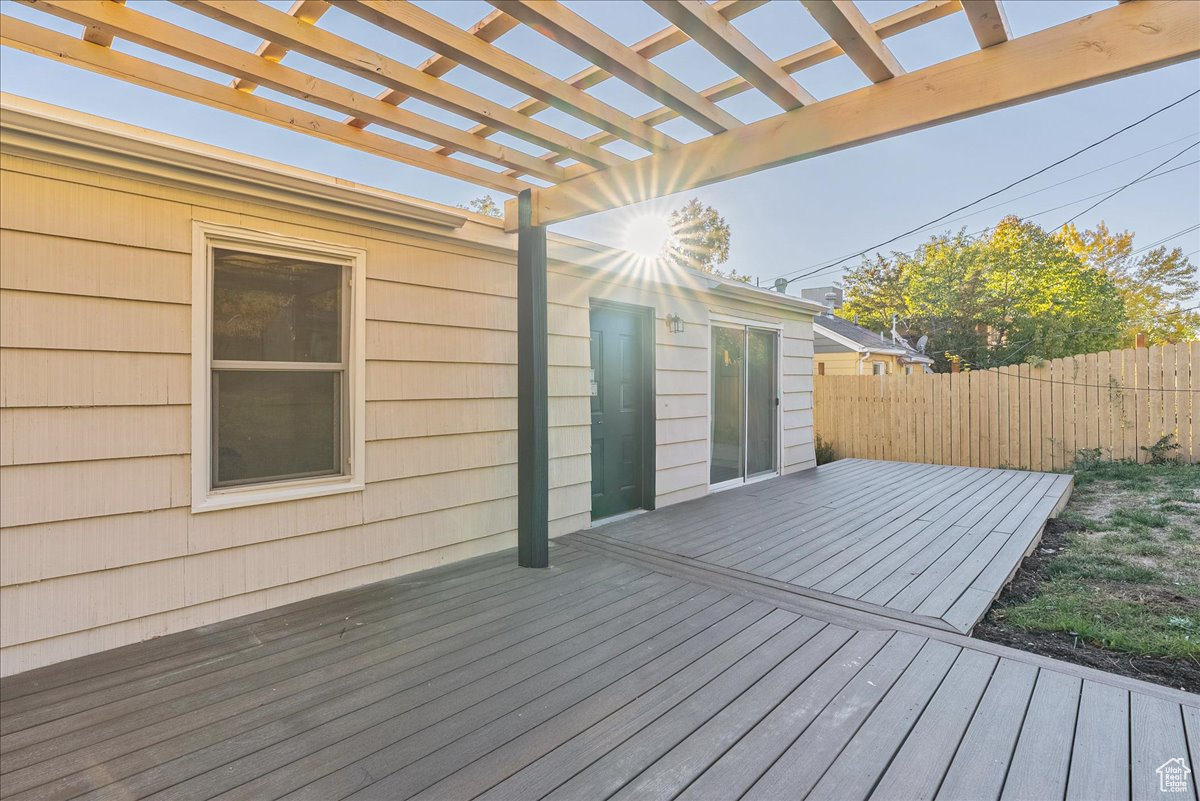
[438,0,761,159]
[0,14,531,194]
[499,0,963,179]
[4,0,1195,218]
[230,0,329,93]
[26,0,570,182]
[644,0,815,110]
[513,0,1200,227]
[492,0,742,134]
[178,0,626,170]
[800,0,904,83]
[339,0,680,154]
[962,0,1011,48]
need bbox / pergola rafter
[337,0,680,153]
[180,0,626,170]
[800,0,904,83]
[961,0,1011,49]
[230,0,330,93]
[644,0,815,111]
[492,0,743,134]
[9,0,1192,226]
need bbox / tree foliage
[1058,221,1200,346]
[457,194,502,218]
[666,198,748,281]
[841,216,1127,371]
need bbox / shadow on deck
[2,462,1194,801]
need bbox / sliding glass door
[710,324,779,487]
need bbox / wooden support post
[517,188,549,568]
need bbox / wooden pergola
[3,0,1197,566]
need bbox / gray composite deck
[1,464,1195,801]
[592,459,1075,633]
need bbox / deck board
[1,462,1194,801]
[594,459,1074,633]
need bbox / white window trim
[191,221,366,513]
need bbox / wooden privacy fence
[814,341,1200,469]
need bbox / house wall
[0,149,814,676]
[815,350,905,376]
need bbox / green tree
[1058,222,1200,346]
[457,194,502,218]
[666,198,748,281]
[841,216,1126,371]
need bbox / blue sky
[2,0,1197,292]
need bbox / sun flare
[623,212,672,260]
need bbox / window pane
[213,249,342,362]
[746,329,777,477]
[213,370,341,487]
[710,326,744,485]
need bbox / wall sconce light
[665,313,685,334]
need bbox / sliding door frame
[706,313,783,493]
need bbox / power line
[1052,140,1200,230]
[1129,223,1200,255]
[780,159,1199,284]
[777,89,1200,287]
[908,134,1200,235]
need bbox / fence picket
[813,341,1197,469]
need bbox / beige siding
[0,151,814,676]
[815,349,906,376]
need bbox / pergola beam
[177,0,625,170]
[340,0,679,154]
[348,11,517,130]
[491,0,743,134]
[510,0,1199,227]
[505,0,960,179]
[437,0,761,158]
[961,0,1011,49]
[644,0,815,111]
[230,0,329,93]
[0,15,529,195]
[801,0,904,83]
[80,0,124,47]
[25,0,567,182]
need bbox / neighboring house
[813,314,934,376]
[0,97,825,675]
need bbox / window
[872,361,887,375]
[904,365,914,375]
[192,224,365,511]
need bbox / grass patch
[1110,508,1168,529]
[995,459,1200,660]
[999,581,1198,659]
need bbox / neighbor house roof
[813,314,934,364]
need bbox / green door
[590,305,646,519]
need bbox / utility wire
[1129,223,1200,255]
[777,89,1200,287]
[904,134,1200,236]
[781,159,1198,283]
[1052,140,1200,230]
